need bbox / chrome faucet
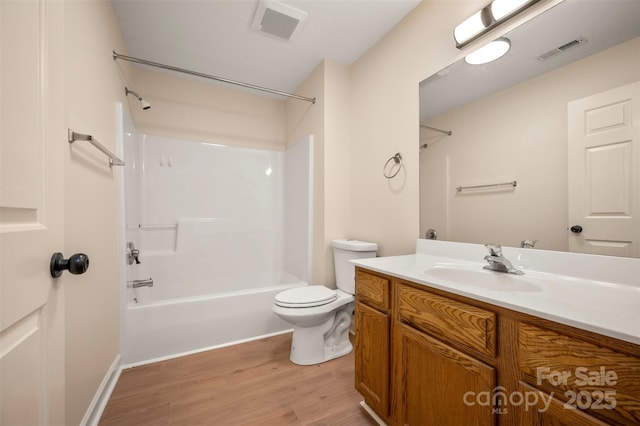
[520,239,538,248]
[128,278,154,288]
[483,244,524,275]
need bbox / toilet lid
[274,286,337,308]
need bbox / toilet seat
[274,286,337,308]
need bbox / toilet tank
[332,239,377,294]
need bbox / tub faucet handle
[127,242,141,265]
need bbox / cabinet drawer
[356,269,389,311]
[519,323,640,425]
[397,284,496,357]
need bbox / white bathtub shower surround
[136,135,289,302]
[284,138,313,285]
[119,111,314,364]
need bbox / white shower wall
[125,128,312,304]
[284,137,313,284]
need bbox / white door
[1,1,66,424]
[568,81,640,257]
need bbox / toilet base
[290,332,353,366]
[289,304,354,365]
[322,339,353,363]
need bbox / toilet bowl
[272,239,377,365]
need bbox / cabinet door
[397,323,496,426]
[355,301,390,417]
[519,382,609,426]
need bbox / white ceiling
[111,0,421,97]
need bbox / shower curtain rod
[420,124,452,136]
[113,51,316,104]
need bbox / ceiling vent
[536,36,588,61]
[251,0,308,41]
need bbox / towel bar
[68,129,124,167]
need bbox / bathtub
[122,283,303,366]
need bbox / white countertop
[352,240,640,345]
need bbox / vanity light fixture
[491,0,534,20]
[454,0,540,48]
[465,37,511,64]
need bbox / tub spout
[129,278,153,288]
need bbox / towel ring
[383,152,402,179]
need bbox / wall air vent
[536,36,588,61]
[251,0,308,41]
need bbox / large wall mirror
[419,0,640,257]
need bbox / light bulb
[465,38,511,65]
[491,0,532,21]
[454,11,485,44]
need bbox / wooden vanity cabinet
[394,281,499,426]
[354,267,640,426]
[354,269,391,419]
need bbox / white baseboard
[360,401,387,426]
[80,353,123,426]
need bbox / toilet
[273,239,377,365]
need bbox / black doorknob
[50,252,89,278]
[570,225,583,234]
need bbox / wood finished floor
[100,333,377,426]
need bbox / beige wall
[64,1,130,423]
[349,0,468,257]
[349,0,562,257]
[420,37,640,251]
[129,67,286,150]
[322,62,351,287]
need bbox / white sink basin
[424,265,541,292]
